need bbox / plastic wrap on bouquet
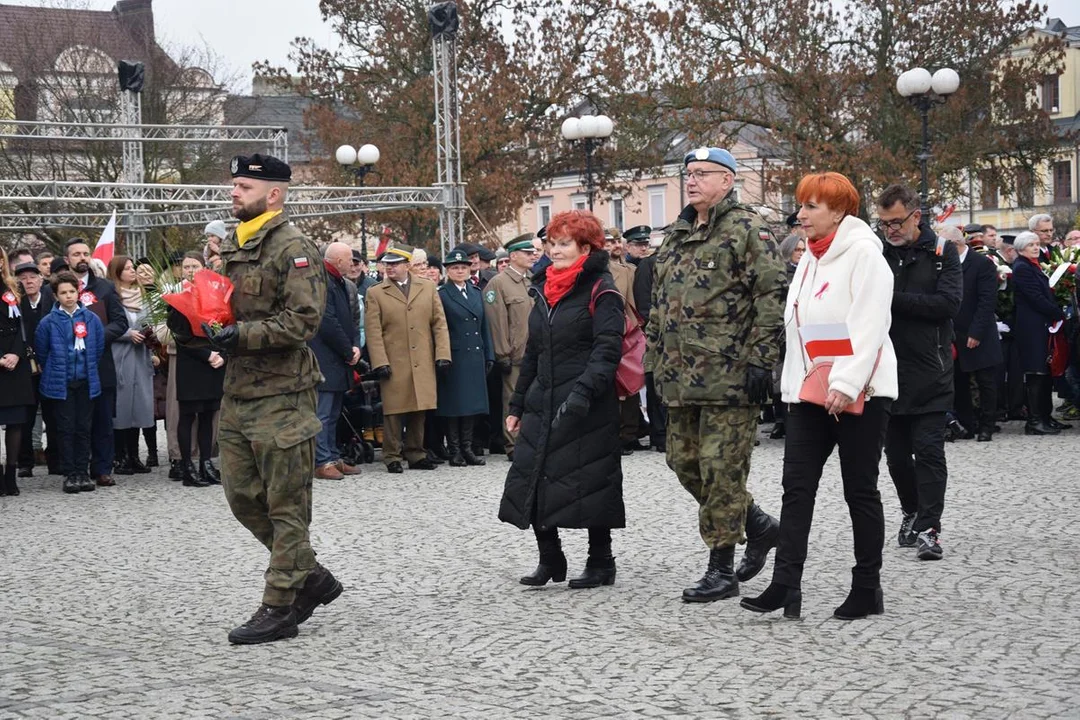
[162,269,235,337]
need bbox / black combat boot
[1024,375,1059,435]
[227,604,298,645]
[199,460,221,485]
[446,422,466,467]
[519,529,567,586]
[682,546,739,602]
[736,503,780,582]
[568,530,616,589]
[182,461,210,487]
[460,417,486,466]
[292,564,344,624]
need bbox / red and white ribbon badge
[79,291,97,307]
[74,321,87,351]
[2,291,19,319]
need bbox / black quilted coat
[498,250,625,531]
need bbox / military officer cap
[1000,234,1016,245]
[623,225,652,244]
[230,153,292,182]
[14,261,39,275]
[536,226,547,240]
[444,248,471,266]
[504,233,536,253]
[963,223,986,236]
[379,242,414,264]
[684,146,737,173]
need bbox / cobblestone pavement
[1,420,1078,719]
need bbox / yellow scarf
[235,210,282,248]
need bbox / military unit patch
[485,290,496,304]
[293,257,309,268]
[759,230,771,242]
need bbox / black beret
[231,153,292,182]
[427,256,443,271]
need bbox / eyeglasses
[682,169,729,182]
[874,209,917,232]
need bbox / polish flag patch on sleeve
[293,257,309,268]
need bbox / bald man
[311,242,362,480]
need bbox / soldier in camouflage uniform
[646,147,788,603]
[195,154,343,644]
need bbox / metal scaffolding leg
[120,88,147,258]
[431,1,465,257]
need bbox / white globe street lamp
[561,114,615,211]
[336,142,381,259]
[895,67,960,216]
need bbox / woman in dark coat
[1011,231,1066,435]
[0,250,36,496]
[499,210,625,589]
[436,248,494,466]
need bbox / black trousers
[884,411,947,533]
[954,365,999,434]
[52,382,93,478]
[998,337,1025,417]
[772,399,890,590]
[90,386,115,477]
[644,372,667,448]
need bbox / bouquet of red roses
[162,269,235,337]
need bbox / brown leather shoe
[313,462,344,480]
[335,460,361,476]
[95,474,116,487]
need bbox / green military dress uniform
[218,211,327,607]
[646,192,787,549]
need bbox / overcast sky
[5,0,1079,92]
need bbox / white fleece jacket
[781,215,899,404]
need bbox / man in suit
[943,226,1003,442]
[364,243,452,473]
[1030,213,1055,262]
[310,242,361,480]
[15,262,53,477]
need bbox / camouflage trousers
[666,405,758,548]
[218,387,323,606]
[501,365,520,453]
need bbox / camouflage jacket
[645,194,788,406]
[219,212,326,399]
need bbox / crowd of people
[3,147,1079,643]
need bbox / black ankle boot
[520,531,567,586]
[833,586,884,620]
[182,461,210,487]
[460,417,486,466]
[2,465,18,496]
[199,459,221,485]
[568,536,616,589]
[292,563,344,625]
[737,503,780,582]
[740,582,801,618]
[227,604,298,645]
[1025,375,1060,435]
[168,459,183,481]
[144,427,159,467]
[682,546,739,602]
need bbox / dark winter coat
[1012,257,1064,373]
[40,275,126,389]
[882,224,962,415]
[499,250,625,531]
[632,253,656,326]
[955,249,1004,372]
[34,305,105,401]
[174,344,225,403]
[309,265,357,393]
[436,281,494,417]
[0,291,36,408]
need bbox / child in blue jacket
[35,272,105,494]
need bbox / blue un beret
[684,147,737,173]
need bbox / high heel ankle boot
[568,536,616,589]
[520,532,567,586]
[833,586,884,620]
[737,503,780,582]
[740,582,801,618]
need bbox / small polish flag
[801,323,854,360]
[93,210,116,264]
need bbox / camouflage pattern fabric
[218,387,322,606]
[666,405,758,548]
[645,194,787,406]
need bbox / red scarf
[1026,256,1041,269]
[808,230,837,259]
[324,260,343,279]
[543,254,589,306]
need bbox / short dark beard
[72,260,90,274]
[234,197,268,222]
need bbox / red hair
[545,210,604,251]
[795,172,860,218]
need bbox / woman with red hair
[498,210,626,589]
[741,172,898,620]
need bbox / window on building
[572,197,587,211]
[648,186,666,228]
[537,199,552,229]
[980,172,999,210]
[1016,167,1035,208]
[1042,74,1060,113]
[610,196,624,230]
[1053,161,1072,203]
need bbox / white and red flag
[801,323,854,360]
[93,210,116,264]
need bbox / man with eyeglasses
[1029,213,1055,261]
[646,146,787,603]
[877,184,961,561]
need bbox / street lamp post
[560,114,614,211]
[335,143,381,259]
[896,67,960,218]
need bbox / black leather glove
[436,359,452,372]
[357,359,371,375]
[746,364,772,406]
[501,361,513,376]
[551,390,590,431]
[485,360,494,375]
[372,365,392,381]
[201,322,239,352]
